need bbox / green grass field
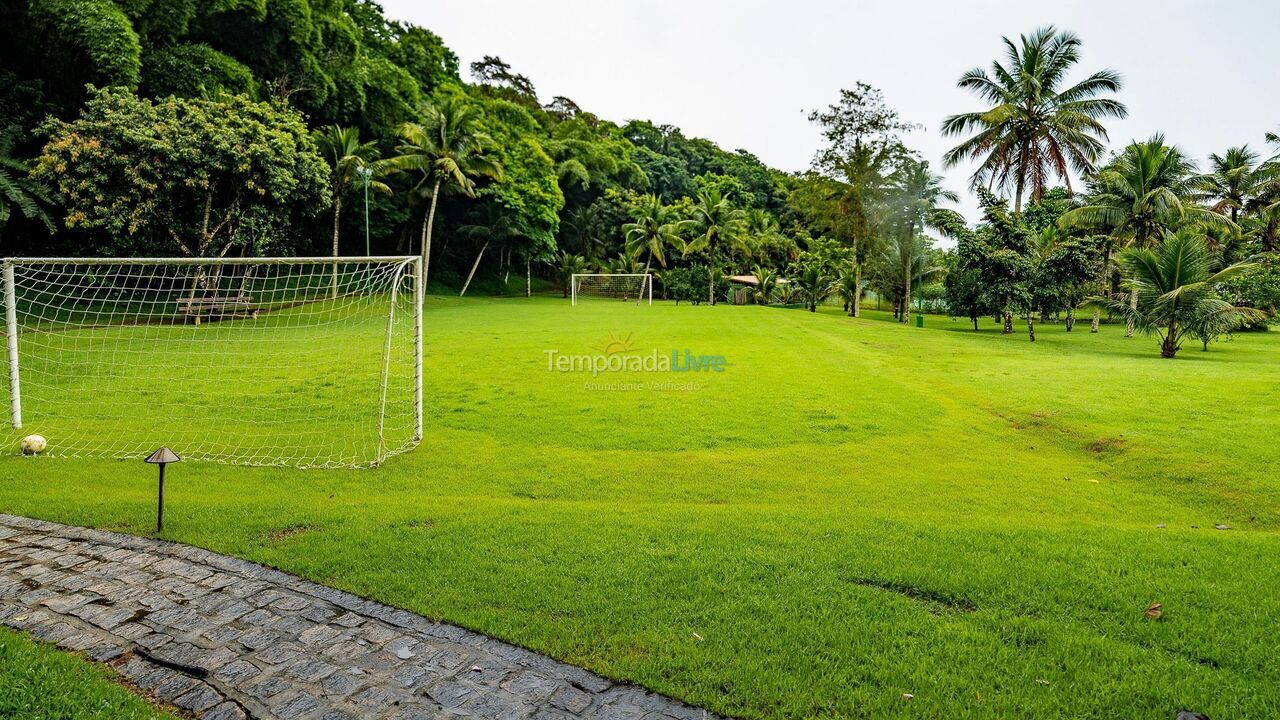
[3,295,1279,719]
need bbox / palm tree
[382,95,503,290]
[891,160,958,322]
[794,262,835,312]
[835,270,859,315]
[556,251,587,298]
[623,194,687,275]
[1089,228,1263,358]
[1193,146,1279,224]
[1244,204,1280,253]
[314,126,387,296]
[752,264,779,305]
[0,155,54,246]
[942,26,1127,211]
[1060,135,1232,334]
[684,187,746,305]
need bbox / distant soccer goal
[2,257,423,468]
[571,273,653,306]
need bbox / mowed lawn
[3,295,1280,719]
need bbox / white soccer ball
[20,435,47,455]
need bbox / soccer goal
[570,273,653,306]
[2,257,422,468]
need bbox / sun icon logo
[596,332,636,356]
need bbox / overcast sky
[382,0,1280,225]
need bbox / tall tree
[383,95,503,290]
[684,187,745,305]
[314,126,387,295]
[1193,146,1279,224]
[623,194,687,275]
[942,26,1127,211]
[891,159,958,323]
[809,83,915,316]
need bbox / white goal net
[571,273,652,305]
[3,257,422,468]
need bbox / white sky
[383,0,1280,225]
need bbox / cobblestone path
[0,514,716,720]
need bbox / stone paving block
[254,641,302,665]
[550,685,593,714]
[175,683,224,713]
[243,675,294,702]
[200,701,248,720]
[213,658,263,687]
[154,674,202,702]
[271,691,323,719]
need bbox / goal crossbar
[2,256,423,468]
[571,273,653,306]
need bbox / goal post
[2,256,423,468]
[570,273,653,306]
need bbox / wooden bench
[176,295,258,326]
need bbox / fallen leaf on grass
[901,693,913,700]
[1144,602,1163,619]
[691,631,703,641]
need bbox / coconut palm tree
[314,126,388,296]
[0,155,54,246]
[1061,136,1232,334]
[1193,146,1280,224]
[684,187,746,305]
[623,194,687,274]
[382,95,503,290]
[752,264,780,305]
[794,262,835,312]
[555,251,587,298]
[1089,228,1263,358]
[835,270,859,315]
[941,26,1127,211]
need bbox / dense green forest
[0,1,1276,355]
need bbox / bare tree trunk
[459,241,489,297]
[525,256,531,298]
[1066,309,1075,332]
[1125,289,1137,338]
[708,258,716,306]
[421,178,441,293]
[1092,244,1112,333]
[902,267,911,324]
[1027,314,1035,342]
[331,195,341,299]
[1002,310,1013,334]
[851,252,861,317]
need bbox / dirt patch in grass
[266,525,314,544]
[1086,437,1127,455]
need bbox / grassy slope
[0,628,177,719]
[2,296,1278,719]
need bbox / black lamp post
[145,447,180,534]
